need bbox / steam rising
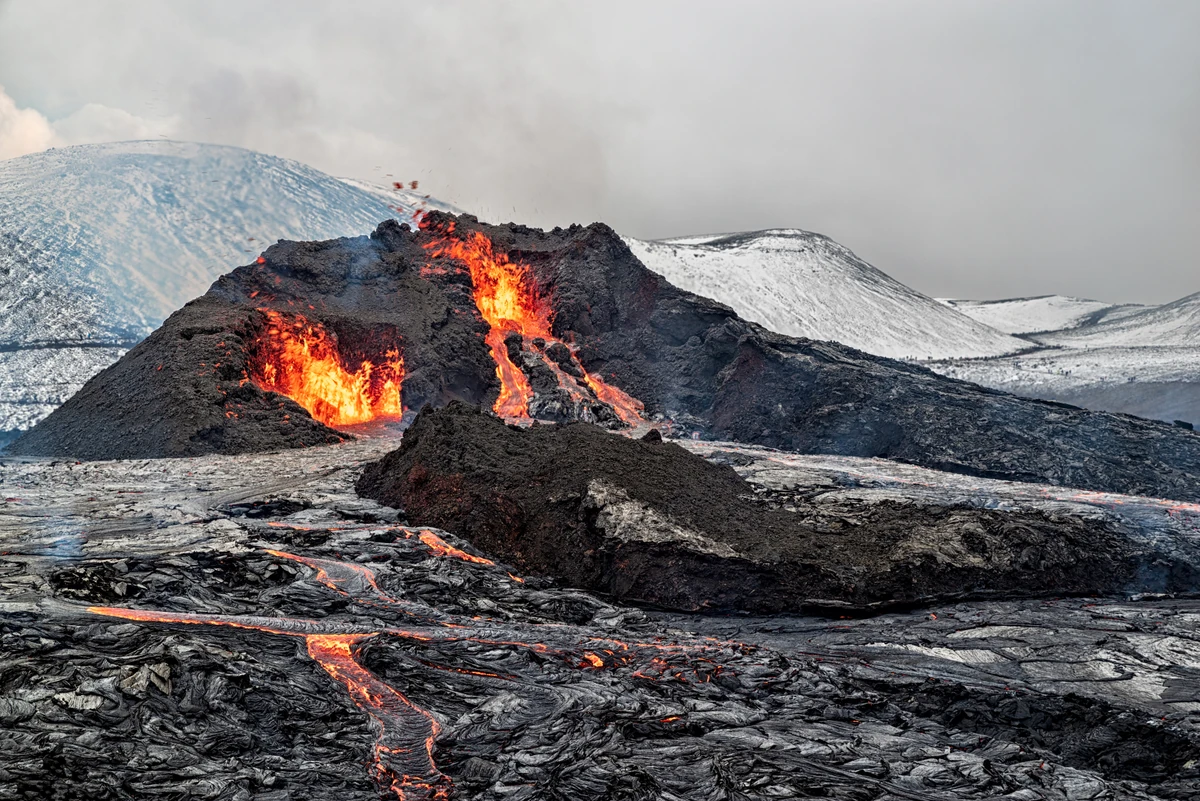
[0,0,1197,301]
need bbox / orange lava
[581,367,645,427]
[417,529,495,566]
[248,310,405,427]
[423,226,645,426]
[87,606,450,800]
[307,634,450,800]
[423,229,549,421]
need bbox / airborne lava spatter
[421,224,645,426]
[248,310,405,427]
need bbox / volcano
[11,212,1200,503]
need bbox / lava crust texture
[355,404,1188,613]
[6,437,1200,800]
[13,212,1200,502]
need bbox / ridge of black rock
[355,403,1177,614]
[11,212,1200,505]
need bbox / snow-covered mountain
[0,140,455,433]
[1033,291,1200,349]
[627,230,1028,361]
[939,295,1145,336]
[931,291,1200,425]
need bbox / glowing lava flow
[422,224,645,426]
[416,529,496,566]
[248,310,405,427]
[87,545,742,798]
[87,605,450,800]
[306,635,449,801]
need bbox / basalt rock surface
[355,404,1185,613]
[5,437,1200,800]
[12,212,1200,504]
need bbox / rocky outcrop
[356,404,1168,613]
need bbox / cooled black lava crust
[354,403,1180,613]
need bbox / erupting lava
[422,224,645,426]
[423,227,549,420]
[248,310,405,427]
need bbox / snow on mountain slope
[1034,291,1200,349]
[932,345,1200,425]
[929,290,1200,424]
[626,229,1029,360]
[938,295,1144,336]
[0,140,456,432]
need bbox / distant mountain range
[933,294,1200,426]
[1,140,1195,437]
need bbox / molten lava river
[6,435,1200,798]
[423,223,645,427]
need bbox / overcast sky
[1,0,1196,303]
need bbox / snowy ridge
[1035,291,1200,348]
[930,291,1200,424]
[938,295,1145,336]
[627,229,1028,360]
[0,140,457,431]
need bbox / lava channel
[87,544,741,799]
[87,605,451,800]
[247,309,406,427]
[421,223,644,426]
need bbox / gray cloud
[0,0,1196,303]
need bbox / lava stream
[307,634,450,800]
[87,606,450,800]
[422,228,549,422]
[248,310,405,427]
[422,225,645,426]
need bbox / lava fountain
[421,222,644,426]
[247,310,406,427]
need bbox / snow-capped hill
[0,140,456,432]
[0,140,452,346]
[929,290,1200,425]
[626,229,1028,360]
[939,295,1145,336]
[1035,291,1200,349]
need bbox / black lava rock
[356,403,1151,613]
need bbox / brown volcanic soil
[12,211,1200,507]
[356,403,1156,613]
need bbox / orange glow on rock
[424,230,549,421]
[416,529,495,566]
[248,310,405,428]
[423,227,646,427]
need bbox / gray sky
[1,0,1197,303]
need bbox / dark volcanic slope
[357,404,1171,613]
[13,212,1200,503]
[9,222,497,459]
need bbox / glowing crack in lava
[421,224,644,426]
[86,605,450,800]
[87,542,738,798]
[248,310,405,427]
